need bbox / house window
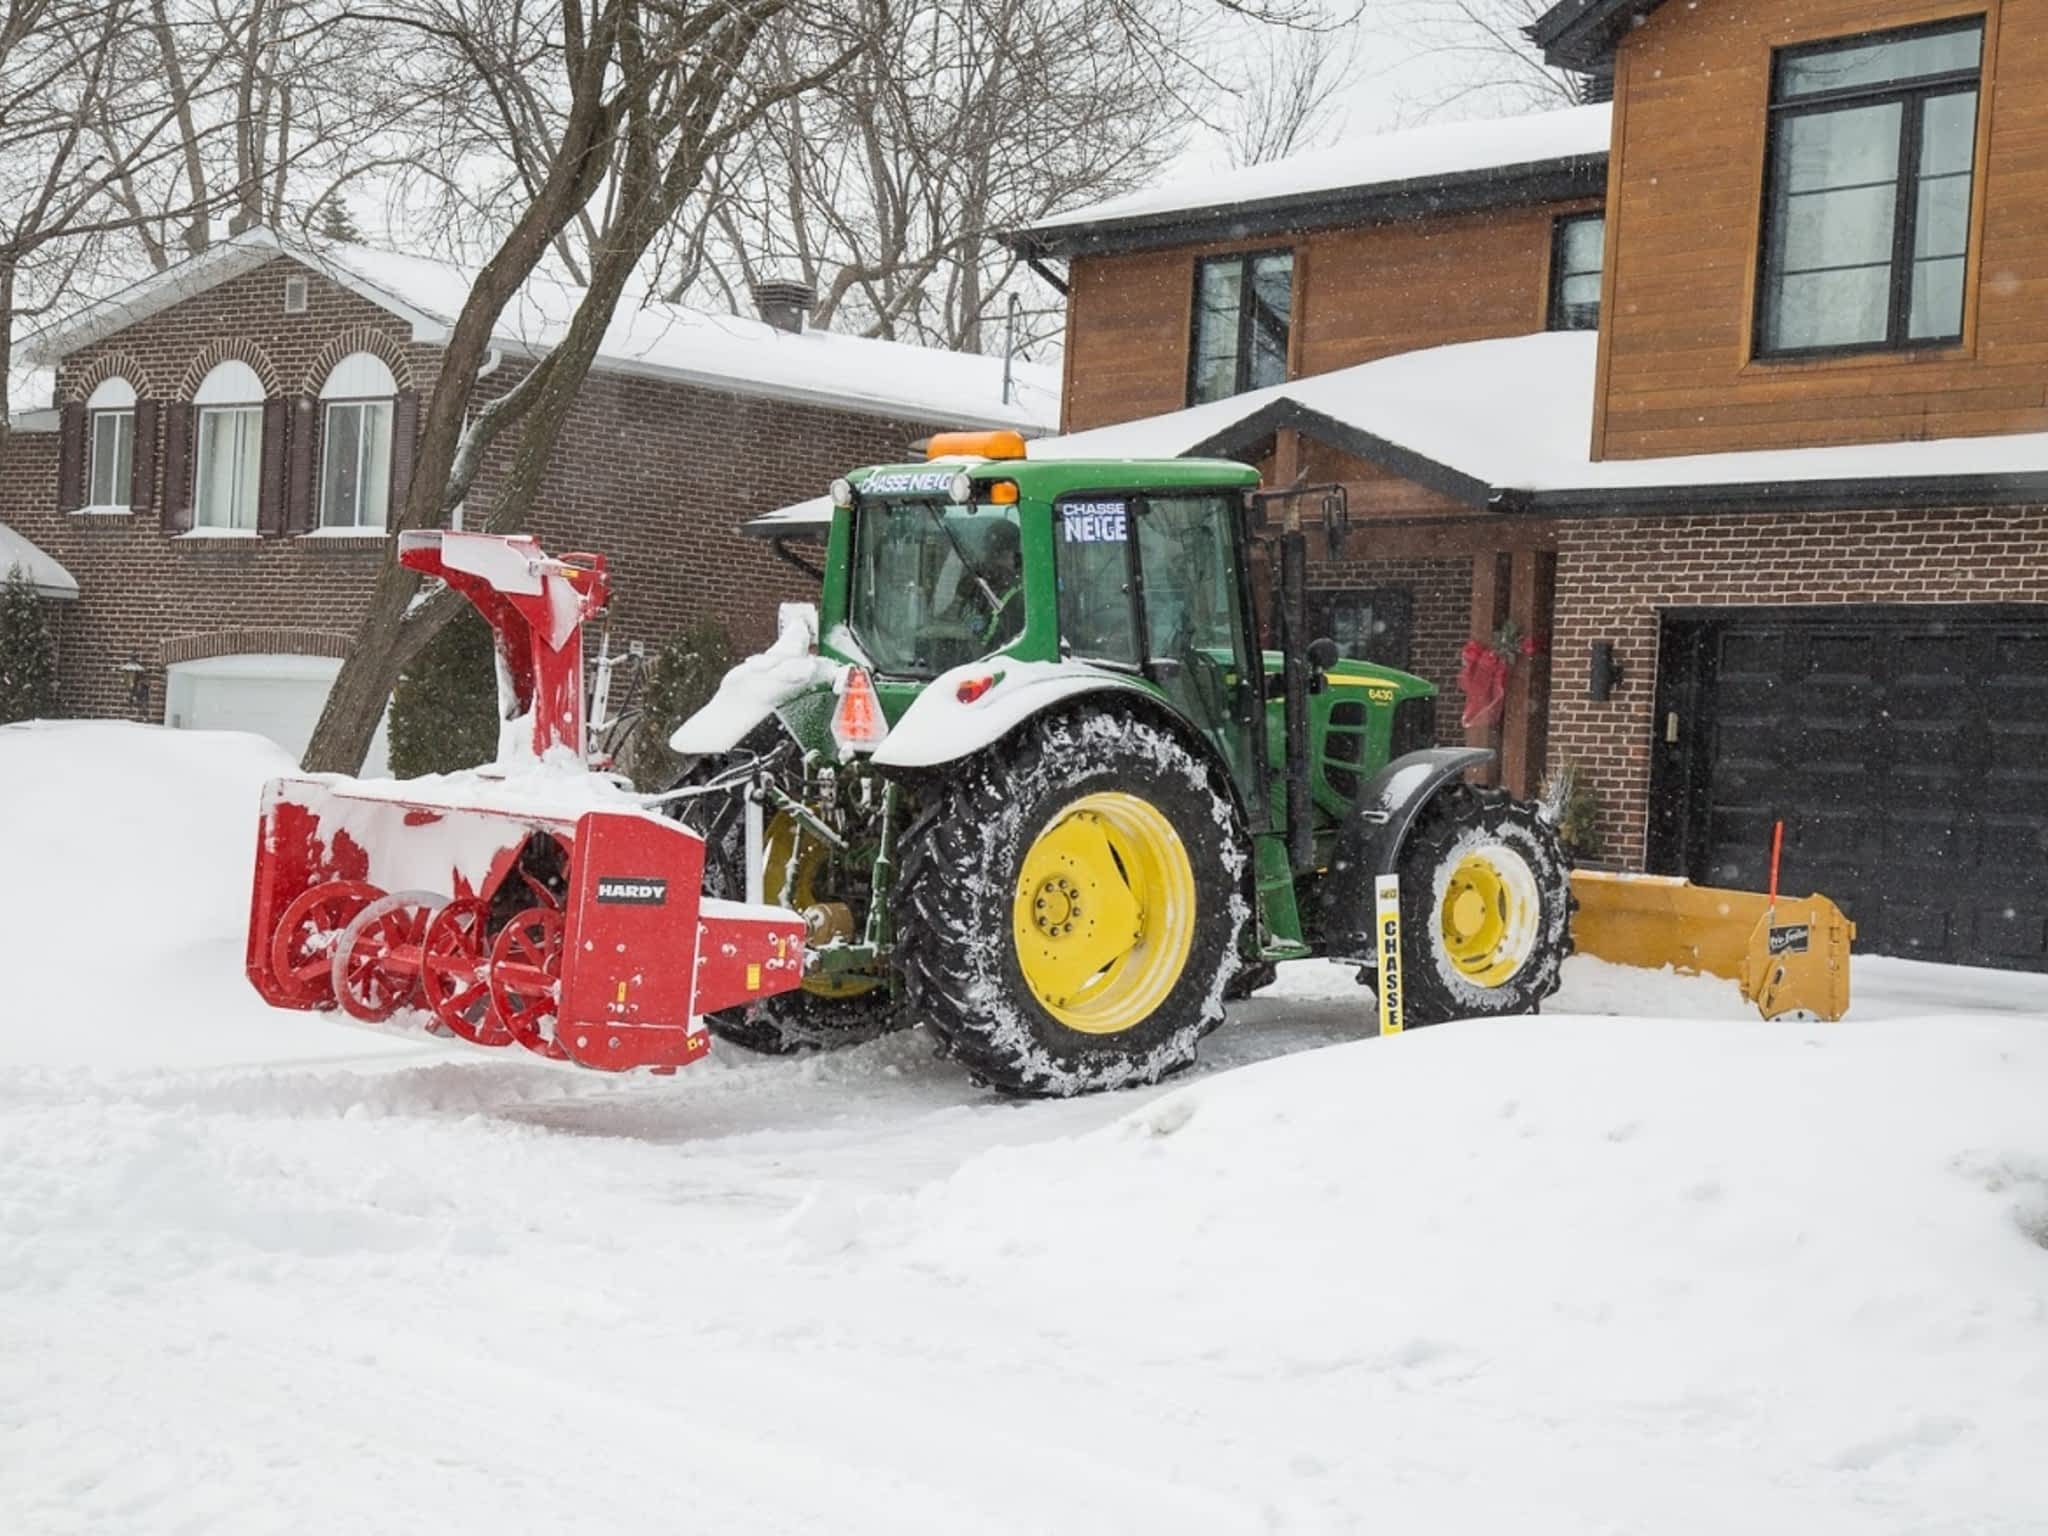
[1311,588,1413,670]
[191,359,266,530]
[1549,214,1606,331]
[1757,18,1984,357]
[317,352,398,529]
[1189,250,1292,405]
[86,376,136,509]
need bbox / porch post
[1501,549,1557,798]
[1465,551,1509,783]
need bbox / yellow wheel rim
[761,811,880,1000]
[1438,848,1538,986]
[1011,792,1196,1036]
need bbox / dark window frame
[1753,16,1986,362]
[1185,248,1294,406]
[1547,212,1606,332]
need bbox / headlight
[949,472,973,505]
[829,477,854,509]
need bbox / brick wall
[1548,506,2048,867]
[1307,554,1472,746]
[5,255,957,725]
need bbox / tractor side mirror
[1307,637,1339,670]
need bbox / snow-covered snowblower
[244,530,805,1071]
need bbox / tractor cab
[819,436,1272,806]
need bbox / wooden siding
[1060,200,1598,433]
[1597,0,2048,460]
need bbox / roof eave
[1524,0,1664,71]
[1521,470,2048,517]
[1008,158,1608,261]
[20,229,452,367]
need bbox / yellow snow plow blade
[1569,872,1856,1022]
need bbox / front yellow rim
[1011,792,1195,1035]
[761,811,880,1000]
[1439,850,1530,986]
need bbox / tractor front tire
[895,710,1247,1097]
[1393,785,1571,1027]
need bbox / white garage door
[165,655,390,776]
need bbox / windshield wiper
[922,502,1001,611]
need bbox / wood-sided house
[996,0,2047,971]
[0,229,1054,768]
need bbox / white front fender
[669,602,838,756]
[870,658,1153,769]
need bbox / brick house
[981,0,2047,970]
[0,229,1054,767]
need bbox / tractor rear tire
[1392,785,1570,1028]
[895,709,1247,1097]
[668,754,900,1057]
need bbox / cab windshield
[849,497,1026,677]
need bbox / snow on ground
[3,721,2046,1534]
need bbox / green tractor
[667,434,1571,1095]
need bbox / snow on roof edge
[757,331,2048,526]
[24,229,1059,433]
[1021,103,1612,240]
[0,522,78,599]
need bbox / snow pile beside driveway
[4,721,2047,1532]
[880,1016,2048,1529]
[0,720,429,1070]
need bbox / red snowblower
[244,529,805,1072]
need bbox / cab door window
[1134,493,1257,794]
[1054,496,1140,666]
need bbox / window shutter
[129,401,159,515]
[258,397,289,535]
[56,402,85,511]
[389,388,419,521]
[286,396,316,534]
[161,403,194,533]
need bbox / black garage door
[1648,605,2048,971]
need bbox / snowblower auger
[245,529,806,1071]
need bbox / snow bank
[0,721,428,1070]
[6,721,2048,1533]
[871,1012,2048,1530]
[1027,104,1611,234]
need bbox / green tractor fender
[1321,747,1497,958]
[869,659,1167,771]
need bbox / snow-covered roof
[21,230,1059,433]
[749,330,2048,531]
[0,522,78,599]
[1015,105,1611,255]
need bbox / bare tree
[1225,21,1361,166]
[679,0,1203,355]
[302,0,872,771]
[1384,0,1588,116]
[103,0,422,267]
[1,0,202,454]
[3,0,427,469]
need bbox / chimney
[752,278,816,334]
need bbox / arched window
[193,360,266,530]
[318,352,398,529]
[86,376,137,509]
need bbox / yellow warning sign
[1374,874,1404,1036]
